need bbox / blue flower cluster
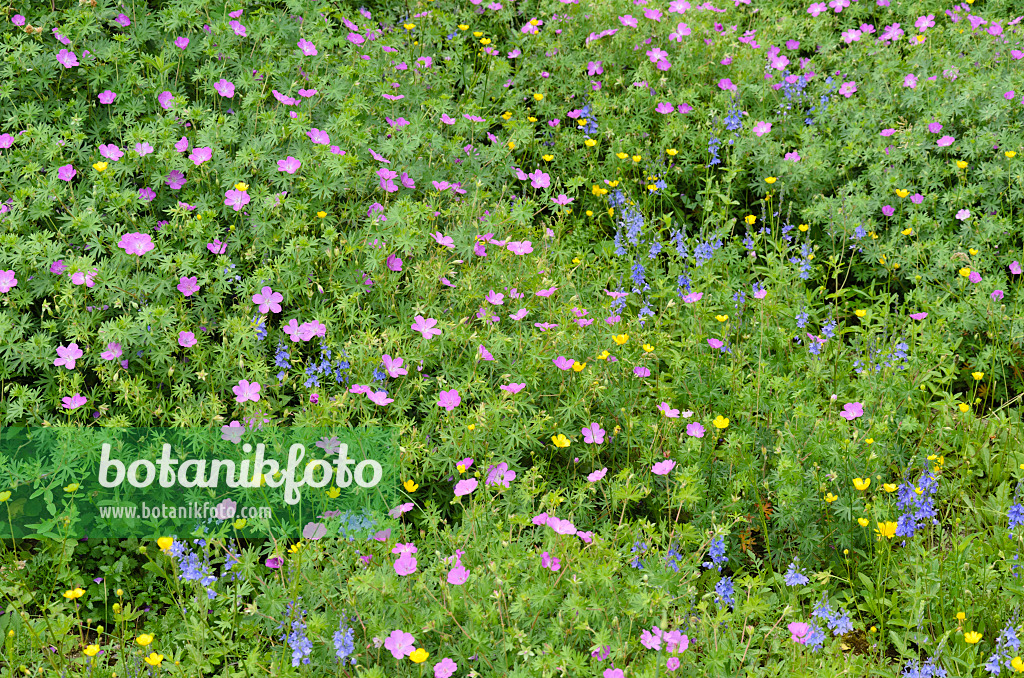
[629,541,648,569]
[853,336,910,374]
[1008,483,1024,536]
[895,471,940,541]
[703,536,728,572]
[279,599,314,667]
[303,344,351,388]
[984,623,1021,675]
[903,657,948,678]
[811,595,854,637]
[784,559,810,586]
[715,576,735,608]
[334,620,357,663]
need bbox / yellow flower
[533,93,543,101]
[824,492,838,503]
[959,403,970,412]
[326,487,340,498]
[956,612,966,621]
[972,372,984,380]
[317,211,326,218]
[915,34,925,43]
[875,521,897,540]
[542,154,554,162]
[895,189,909,198]
[712,415,729,429]
[956,161,968,169]
[232,518,246,529]
[585,139,597,147]
[632,155,641,162]
[457,464,466,473]
[458,24,469,30]
[853,478,870,491]
[596,350,610,360]
[902,228,913,236]
[507,140,515,150]
[234,182,249,191]
[883,483,897,493]
[144,653,164,667]
[965,631,983,644]
[794,224,807,233]
[854,309,867,318]
[969,248,978,255]
[586,210,593,217]
[63,588,85,599]
[666,148,678,156]
[529,18,540,26]
[479,38,491,45]
[403,479,419,493]
[528,116,537,122]
[765,176,777,184]
[642,344,654,352]
[0,491,9,502]
[607,180,620,187]
[613,334,629,345]
[467,424,476,431]
[1007,151,1017,159]
[288,542,302,554]
[552,434,570,448]
[1012,657,1024,673]
[865,438,874,444]
[64,482,80,492]
[959,267,971,278]
[403,23,415,30]
[572,257,581,264]
[157,537,174,552]
[93,161,108,172]
[857,518,869,527]
[744,215,756,225]
[84,644,100,658]
[472,31,483,37]
[136,634,154,647]
[715,314,728,322]
[616,152,628,160]
[410,648,429,663]
[572,362,586,372]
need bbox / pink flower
[619,14,638,27]
[956,209,971,221]
[98,90,116,104]
[838,81,857,97]
[438,389,461,411]
[99,144,123,161]
[553,356,575,370]
[969,271,982,284]
[718,78,737,91]
[174,36,189,49]
[178,331,196,348]
[486,462,516,487]
[656,102,675,114]
[788,622,811,644]
[214,78,235,98]
[753,121,772,137]
[412,315,442,339]
[253,287,283,313]
[377,167,399,192]
[382,354,407,378]
[188,146,212,166]
[384,630,416,659]
[224,189,250,211]
[552,194,574,205]
[434,658,458,678]
[1011,261,1023,275]
[233,379,262,403]
[71,270,98,287]
[683,292,703,303]
[101,342,122,361]
[62,393,88,410]
[582,423,605,444]
[394,553,417,575]
[659,402,680,418]
[56,49,79,69]
[588,468,608,482]
[904,73,918,88]
[229,19,247,36]
[479,345,494,361]
[634,366,651,377]
[652,460,676,475]
[909,312,928,320]
[54,343,83,370]
[177,276,201,297]
[432,232,455,249]
[839,402,864,421]
[118,233,155,256]
[605,670,625,678]
[454,478,478,496]
[508,241,534,255]
[500,383,526,394]
[687,422,706,438]
[265,556,283,569]
[527,169,550,188]
[297,38,317,55]
[446,563,468,585]
[277,156,301,174]
[0,270,17,293]
[366,390,393,406]
[936,135,955,147]
[57,164,77,182]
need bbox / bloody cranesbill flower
[233,380,262,403]
[166,170,186,190]
[119,232,155,256]
[0,270,17,293]
[412,315,442,339]
[56,49,79,68]
[57,164,76,182]
[438,389,461,411]
[177,276,201,297]
[98,90,116,104]
[278,156,301,174]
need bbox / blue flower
[715,576,735,608]
[784,560,809,586]
[704,537,728,572]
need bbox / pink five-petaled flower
[58,164,77,182]
[910,312,928,320]
[382,354,408,378]
[659,402,680,418]
[224,188,250,211]
[641,627,664,650]
[189,147,212,166]
[553,356,575,370]
[479,345,494,361]
[367,390,393,406]
[1011,261,1024,275]
[233,379,261,403]
[435,657,458,678]
[177,276,201,297]
[166,170,186,190]
[377,167,398,192]
[297,38,317,55]
[393,553,417,576]
[100,342,122,360]
[552,194,573,205]
[178,331,196,348]
[98,90,117,104]
[412,315,442,339]
[387,253,403,271]
[447,562,468,585]
[652,459,676,476]
[54,343,84,370]
[527,169,550,188]
[541,552,561,571]
[265,556,283,569]
[454,478,478,497]
[683,291,703,303]
[486,462,516,487]
[500,383,526,394]
[839,401,864,421]
[214,78,235,98]
[788,622,811,644]
[588,468,608,482]
[838,81,857,97]
[507,241,534,255]
[384,630,416,659]
[252,286,283,314]
[687,422,706,438]
[56,49,79,68]
[432,232,455,249]
[308,128,330,145]
[277,156,301,174]
[582,423,605,444]
[634,366,651,378]
[118,232,155,256]
[936,135,955,147]
[62,393,88,410]
[99,144,123,161]
[753,121,772,137]
[0,270,17,293]
[438,389,461,411]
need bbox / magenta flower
[0,270,17,293]
[54,343,83,369]
[11,15,25,26]
[659,402,680,418]
[753,121,772,137]
[718,78,737,91]
[367,390,394,406]
[233,379,262,403]
[553,356,575,370]
[277,156,301,174]
[71,270,97,287]
[189,147,212,165]
[174,36,189,49]
[165,170,186,190]
[839,402,864,421]
[1011,261,1023,275]
[265,556,283,569]
[210,78,235,99]
[174,136,189,153]
[62,393,88,410]
[479,344,494,361]
[454,478,478,497]
[58,164,76,182]
[98,90,116,104]
[308,128,330,145]
[434,658,458,678]
[788,622,811,644]
[119,232,155,256]
[394,553,418,575]
[412,315,442,339]
[652,460,676,476]
[224,188,250,211]
[207,239,227,255]
[252,286,283,313]
[377,167,399,192]
[229,19,247,36]
[56,49,79,68]
[486,462,516,487]
[686,422,706,438]
[992,290,1004,301]
[431,232,455,248]
[508,241,534,255]
[297,38,317,55]
[552,194,573,205]
[500,383,526,394]
[158,91,175,109]
[936,135,955,147]
[101,342,123,360]
[382,354,407,377]
[99,144,123,161]
[656,102,675,114]
[527,169,550,189]
[882,205,895,216]
[969,271,982,284]
[634,366,651,378]
[904,73,918,88]
[135,142,154,157]
[588,468,608,482]
[956,209,971,221]
[838,81,857,97]
[384,630,416,659]
[438,389,461,411]
[909,312,928,321]
[582,423,605,444]
[178,331,197,348]
[177,276,201,297]
[387,253,403,272]
[541,552,561,571]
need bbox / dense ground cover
[3,0,1024,674]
